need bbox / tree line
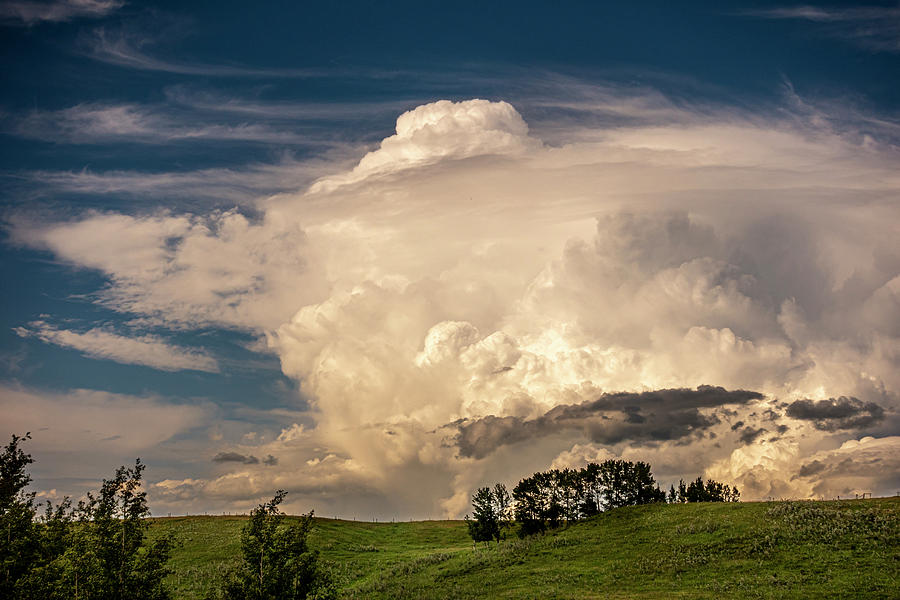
[468,459,739,543]
[0,433,334,600]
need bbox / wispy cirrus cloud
[85,28,327,77]
[3,158,346,206]
[744,5,900,53]
[0,0,122,26]
[10,102,319,145]
[163,87,420,121]
[14,320,220,372]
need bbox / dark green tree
[578,463,603,517]
[1,433,39,598]
[2,435,173,599]
[215,490,335,600]
[512,475,547,537]
[492,483,513,534]
[596,460,664,510]
[667,484,678,503]
[466,486,501,545]
[672,477,740,503]
[557,468,582,523]
[25,459,174,600]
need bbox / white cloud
[14,320,219,372]
[707,435,900,500]
[0,0,121,26]
[310,99,538,192]
[12,94,900,516]
[0,384,214,501]
[12,209,327,330]
[1,385,212,453]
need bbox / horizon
[2,0,899,520]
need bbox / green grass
[150,498,899,599]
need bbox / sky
[1,0,899,519]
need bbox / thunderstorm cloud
[9,95,900,517]
[454,386,764,458]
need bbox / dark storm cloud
[454,386,763,459]
[797,455,892,480]
[785,397,885,431]
[212,452,259,464]
[738,426,768,445]
[797,460,827,478]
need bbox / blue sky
[2,1,899,518]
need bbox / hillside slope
[151,498,899,599]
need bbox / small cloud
[797,459,826,477]
[738,426,767,445]
[262,454,278,466]
[276,423,305,442]
[786,397,885,431]
[212,452,259,465]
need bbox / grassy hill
[150,497,899,599]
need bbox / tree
[466,487,500,545]
[595,460,665,510]
[25,459,174,600]
[492,483,513,534]
[670,477,740,503]
[1,433,39,598]
[1,435,173,599]
[578,463,603,517]
[512,476,546,537]
[215,490,335,600]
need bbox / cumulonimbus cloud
[11,95,900,515]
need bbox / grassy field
[150,497,899,599]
